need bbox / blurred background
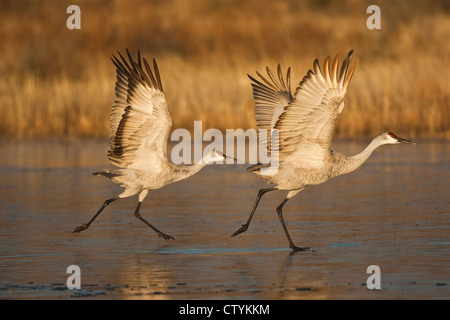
[1,0,449,139]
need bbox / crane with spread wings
[231,51,413,251]
[73,50,225,239]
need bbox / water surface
[0,139,448,299]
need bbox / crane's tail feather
[247,163,270,173]
[92,170,121,178]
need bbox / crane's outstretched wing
[275,51,358,169]
[108,49,172,172]
[248,65,293,154]
[249,51,357,170]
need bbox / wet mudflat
[0,139,448,299]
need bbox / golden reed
[1,0,448,138]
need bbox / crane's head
[202,150,227,165]
[380,132,415,145]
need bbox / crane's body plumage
[95,161,205,194]
[74,50,224,238]
[232,51,413,251]
[253,138,383,190]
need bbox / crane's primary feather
[108,49,173,172]
[248,50,358,170]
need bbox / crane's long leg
[73,197,119,233]
[134,202,174,240]
[133,190,174,240]
[276,189,309,252]
[231,187,277,237]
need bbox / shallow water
[0,139,449,299]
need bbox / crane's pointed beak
[396,136,415,145]
[216,151,238,161]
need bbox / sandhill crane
[231,50,414,251]
[73,50,225,239]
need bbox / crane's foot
[73,224,88,233]
[290,245,310,252]
[157,231,175,240]
[231,224,249,237]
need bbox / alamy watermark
[366,265,381,290]
[66,265,81,289]
[171,121,279,174]
[366,5,381,30]
[66,5,81,30]
[67,5,381,31]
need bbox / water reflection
[0,139,449,299]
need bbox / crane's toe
[158,232,174,240]
[231,224,248,237]
[290,245,310,252]
[73,224,88,233]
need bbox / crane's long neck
[334,137,385,177]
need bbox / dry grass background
[0,0,449,139]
